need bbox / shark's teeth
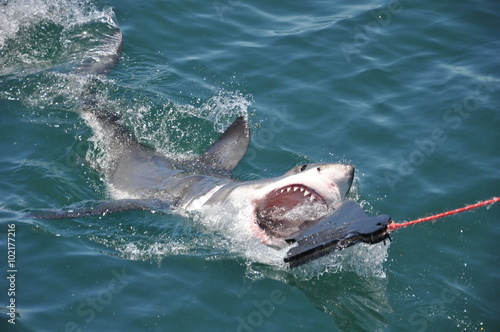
[272,185,322,203]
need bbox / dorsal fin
[196,116,250,173]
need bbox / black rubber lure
[284,200,392,268]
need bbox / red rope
[388,197,500,231]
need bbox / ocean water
[1,0,499,331]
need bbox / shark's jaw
[255,184,329,239]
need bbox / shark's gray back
[72,26,251,209]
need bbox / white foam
[181,89,252,132]
[289,242,389,279]
[281,200,332,224]
[0,0,117,77]
[118,241,189,262]
[0,0,114,46]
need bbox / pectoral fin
[26,199,169,219]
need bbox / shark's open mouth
[255,184,329,239]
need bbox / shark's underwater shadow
[218,245,392,332]
[26,26,392,268]
[290,270,393,331]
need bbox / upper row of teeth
[279,186,315,199]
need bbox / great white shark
[30,27,392,267]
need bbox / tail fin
[77,27,126,136]
[75,28,123,76]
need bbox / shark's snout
[326,163,355,198]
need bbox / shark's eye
[317,167,321,172]
[300,164,307,171]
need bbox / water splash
[187,89,253,132]
[0,0,116,46]
[0,0,117,77]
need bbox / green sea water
[1,0,499,331]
